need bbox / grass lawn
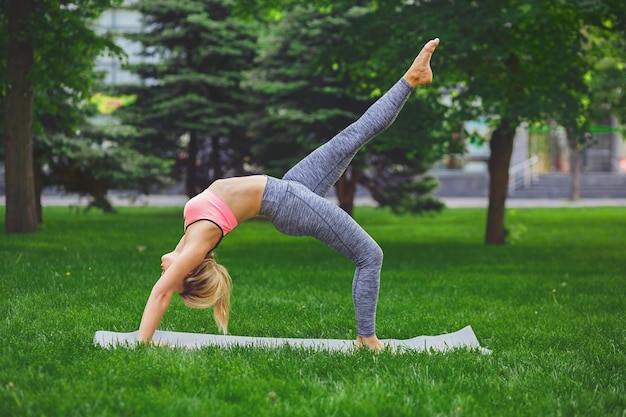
[0,205,624,416]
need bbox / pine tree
[1,0,124,231]
[251,6,372,210]
[119,0,259,197]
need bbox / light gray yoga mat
[94,325,491,354]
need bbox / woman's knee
[356,240,383,269]
[371,242,384,267]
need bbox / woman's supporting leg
[260,39,441,343]
[282,78,414,196]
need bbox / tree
[36,118,173,212]
[383,0,625,243]
[119,0,259,198]
[589,39,626,130]
[1,0,124,232]
[3,0,37,233]
[538,24,626,201]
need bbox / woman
[138,38,440,350]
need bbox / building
[94,2,144,86]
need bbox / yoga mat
[94,325,491,354]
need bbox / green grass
[0,205,624,416]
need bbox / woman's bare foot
[403,38,440,87]
[356,335,385,351]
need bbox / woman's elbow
[150,285,173,303]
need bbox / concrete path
[3,194,623,209]
[441,197,626,208]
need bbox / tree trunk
[34,159,43,224]
[485,118,516,245]
[569,148,582,200]
[4,0,37,233]
[185,131,199,198]
[334,166,362,217]
[211,136,222,181]
[606,115,622,173]
[88,181,114,213]
[566,127,583,201]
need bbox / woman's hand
[356,335,385,351]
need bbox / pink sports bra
[183,189,239,235]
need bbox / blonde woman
[138,38,440,350]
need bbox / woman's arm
[137,225,218,342]
[137,286,175,343]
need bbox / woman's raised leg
[282,38,440,197]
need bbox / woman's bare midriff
[207,175,268,223]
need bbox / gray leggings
[260,78,414,336]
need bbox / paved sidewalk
[441,197,626,208]
[3,194,623,208]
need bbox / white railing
[508,155,539,195]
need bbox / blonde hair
[179,252,232,334]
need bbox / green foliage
[585,30,626,125]
[385,1,570,123]
[36,122,173,211]
[118,0,260,195]
[0,206,625,416]
[250,4,372,175]
[377,0,626,140]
